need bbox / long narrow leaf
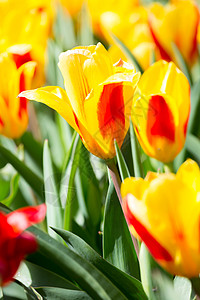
[139,243,156,300]
[43,140,63,239]
[114,140,130,181]
[130,121,144,178]
[103,178,140,279]
[63,134,82,230]
[35,288,91,300]
[185,134,200,162]
[111,34,144,73]
[29,226,127,300]
[52,228,147,300]
[172,43,193,86]
[0,145,43,199]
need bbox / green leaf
[139,243,156,300]
[114,140,130,181]
[173,277,192,300]
[63,134,82,231]
[29,226,127,300]
[2,281,27,300]
[185,134,200,161]
[14,280,39,300]
[38,112,65,169]
[172,43,193,86]
[35,288,91,300]
[103,178,140,279]
[111,34,144,73]
[56,114,73,154]
[43,140,63,240]
[16,261,78,290]
[190,277,200,299]
[0,145,43,199]
[130,120,144,178]
[152,271,177,300]
[61,131,78,175]
[53,5,76,50]
[78,3,94,46]
[188,79,200,135]
[21,132,43,171]
[1,173,19,206]
[52,228,147,300]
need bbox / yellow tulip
[121,159,200,278]
[102,7,157,70]
[149,0,199,65]
[132,60,190,163]
[0,53,36,138]
[20,43,140,159]
[0,0,54,87]
[87,0,139,38]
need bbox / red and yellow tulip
[121,159,200,278]
[20,43,140,159]
[132,60,190,163]
[0,204,46,286]
[0,52,36,138]
[148,0,200,65]
[0,0,54,87]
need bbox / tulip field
[1,0,200,299]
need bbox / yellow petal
[58,43,114,125]
[19,86,81,135]
[176,159,200,192]
[121,177,149,200]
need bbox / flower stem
[164,161,174,173]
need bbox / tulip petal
[6,204,46,235]
[84,72,140,158]
[124,194,173,261]
[8,44,33,69]
[147,94,175,142]
[121,177,149,201]
[176,159,200,192]
[58,43,114,125]
[0,232,37,285]
[0,53,18,106]
[18,61,36,119]
[149,1,199,64]
[19,86,81,135]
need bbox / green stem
[164,161,174,173]
[106,159,122,204]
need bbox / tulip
[148,0,199,65]
[121,159,200,277]
[87,0,139,38]
[132,60,190,163]
[0,204,46,285]
[0,0,54,87]
[101,7,158,70]
[0,52,36,138]
[20,43,140,159]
